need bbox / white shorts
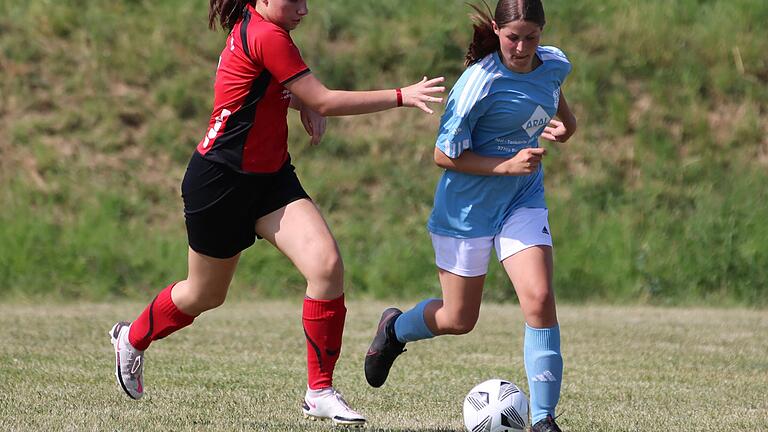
[431,207,552,277]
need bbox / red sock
[303,295,346,390]
[128,282,196,351]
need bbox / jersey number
[202,109,232,149]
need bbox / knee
[441,312,478,335]
[201,291,227,311]
[178,282,228,313]
[309,249,344,284]
[522,288,555,318]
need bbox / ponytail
[465,2,498,67]
[209,0,254,31]
[464,0,547,67]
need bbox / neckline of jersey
[493,49,546,78]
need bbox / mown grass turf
[1,300,766,431]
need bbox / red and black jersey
[197,5,310,174]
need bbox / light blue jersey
[427,46,571,238]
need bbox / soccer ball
[463,379,529,432]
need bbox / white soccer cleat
[302,387,366,427]
[109,321,145,400]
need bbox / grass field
[1,300,766,431]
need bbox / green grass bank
[1,0,767,305]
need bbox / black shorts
[181,151,310,259]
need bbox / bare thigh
[501,245,557,328]
[255,198,343,300]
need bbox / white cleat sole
[303,412,365,428]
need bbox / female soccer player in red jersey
[108,0,443,426]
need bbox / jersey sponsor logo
[495,137,528,145]
[523,105,550,137]
[281,89,292,100]
[495,137,528,152]
[553,87,561,107]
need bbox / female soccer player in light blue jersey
[364,1,576,431]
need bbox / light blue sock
[393,299,437,343]
[524,324,562,425]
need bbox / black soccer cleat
[364,308,406,388]
[531,415,563,432]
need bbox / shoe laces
[383,342,406,358]
[383,324,407,357]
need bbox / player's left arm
[290,94,327,146]
[540,90,577,143]
[289,94,303,110]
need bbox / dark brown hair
[209,0,255,31]
[465,0,546,67]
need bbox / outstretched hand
[300,104,326,146]
[540,119,573,143]
[401,76,445,114]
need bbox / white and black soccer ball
[463,379,529,432]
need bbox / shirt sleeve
[540,46,572,86]
[435,88,484,158]
[251,25,311,84]
[558,51,572,85]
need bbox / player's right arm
[285,74,445,116]
[434,147,546,176]
[432,68,543,176]
[250,22,443,117]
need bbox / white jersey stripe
[463,63,500,117]
[462,57,497,116]
[456,55,495,117]
[478,70,503,108]
[538,46,569,64]
[458,59,492,116]
[455,60,486,117]
[539,52,568,63]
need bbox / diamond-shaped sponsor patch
[523,105,550,137]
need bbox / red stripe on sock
[128,282,196,351]
[303,294,346,390]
